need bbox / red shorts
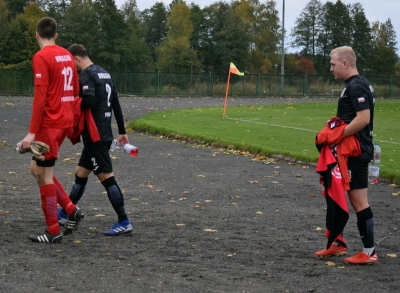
[34,128,69,161]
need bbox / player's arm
[342,109,370,138]
[342,86,371,138]
[111,84,128,144]
[20,85,47,150]
[72,64,80,97]
[79,73,95,110]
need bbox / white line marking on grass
[227,118,400,145]
[377,140,400,145]
[226,117,318,132]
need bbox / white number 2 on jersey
[106,84,111,107]
[62,67,74,91]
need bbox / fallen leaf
[175,224,185,226]
[203,229,218,233]
[326,261,335,267]
[66,172,72,175]
[73,240,82,244]
[204,200,212,203]
[147,185,155,189]
[227,253,233,257]
[1,141,6,146]
[295,174,302,177]
[156,190,163,192]
[309,193,316,197]
[8,172,15,174]
[248,180,259,184]
[179,198,187,201]
[194,205,201,209]
[57,250,62,253]
[255,211,263,215]
[89,227,97,230]
[95,214,106,217]
[386,254,397,258]
[197,175,206,178]
[316,227,322,231]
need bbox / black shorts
[78,141,113,175]
[347,157,369,189]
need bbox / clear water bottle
[111,139,139,157]
[368,142,381,183]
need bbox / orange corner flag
[229,62,244,76]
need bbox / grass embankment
[129,100,400,182]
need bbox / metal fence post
[256,73,261,96]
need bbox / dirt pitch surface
[0,96,399,293]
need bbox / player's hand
[19,132,35,153]
[117,134,129,145]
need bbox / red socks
[40,184,59,235]
[53,176,76,215]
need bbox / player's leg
[93,141,132,236]
[28,159,62,243]
[58,147,92,225]
[344,158,377,264]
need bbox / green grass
[129,100,400,182]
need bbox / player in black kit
[59,43,132,236]
[315,46,377,264]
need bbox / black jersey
[79,64,125,143]
[336,75,375,160]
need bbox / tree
[235,0,280,73]
[198,2,232,73]
[370,19,398,76]
[215,8,250,72]
[349,3,372,74]
[0,0,10,64]
[290,0,323,59]
[60,0,98,51]
[156,2,201,72]
[316,0,352,73]
[119,0,153,71]
[284,53,316,75]
[2,2,46,66]
[142,2,168,61]
[4,0,29,19]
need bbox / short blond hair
[331,46,357,68]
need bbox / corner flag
[224,62,244,117]
[229,62,244,76]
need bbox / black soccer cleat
[63,207,85,235]
[28,231,62,243]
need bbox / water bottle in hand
[368,142,381,183]
[111,139,139,157]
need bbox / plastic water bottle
[111,139,139,157]
[368,142,381,183]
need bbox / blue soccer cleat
[104,219,132,236]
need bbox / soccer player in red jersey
[19,17,84,243]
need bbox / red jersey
[30,45,79,133]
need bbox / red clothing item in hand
[316,117,361,190]
[68,97,100,145]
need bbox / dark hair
[68,43,89,58]
[36,17,57,39]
